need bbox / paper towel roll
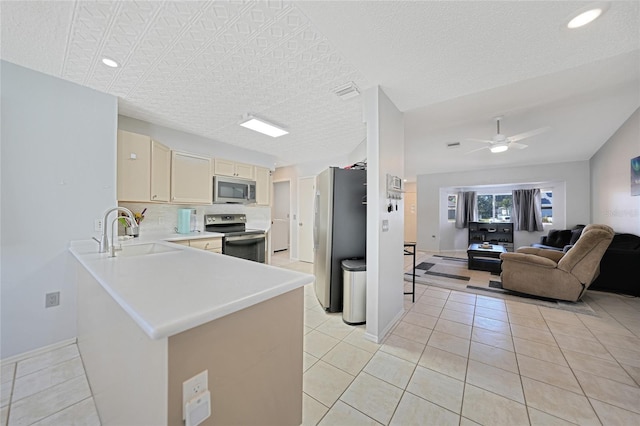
[177,209,191,234]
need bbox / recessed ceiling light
[566,3,609,29]
[101,57,119,68]
[239,114,288,138]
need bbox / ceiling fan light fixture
[239,114,288,138]
[490,143,509,153]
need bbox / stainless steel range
[204,214,266,263]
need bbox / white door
[272,181,290,252]
[298,177,315,263]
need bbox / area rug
[404,254,597,315]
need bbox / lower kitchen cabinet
[189,237,222,253]
[172,237,222,254]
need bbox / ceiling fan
[466,117,550,154]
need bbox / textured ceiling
[2,1,639,173]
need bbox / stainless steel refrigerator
[314,167,367,312]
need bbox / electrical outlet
[94,219,103,232]
[45,292,60,308]
[158,216,164,225]
[183,370,208,420]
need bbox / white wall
[417,161,590,252]
[1,61,118,359]
[118,115,277,170]
[364,86,405,343]
[591,108,640,235]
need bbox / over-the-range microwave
[213,176,256,204]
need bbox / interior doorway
[272,181,290,254]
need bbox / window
[477,193,512,222]
[541,190,553,224]
[447,194,457,221]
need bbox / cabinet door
[213,158,236,177]
[150,140,171,202]
[235,162,255,180]
[255,166,271,206]
[171,151,212,204]
[117,130,151,202]
[189,237,222,251]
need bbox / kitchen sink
[117,243,181,257]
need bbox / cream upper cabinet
[214,158,255,180]
[150,140,171,202]
[117,130,171,203]
[255,166,271,206]
[171,151,212,204]
[117,130,151,202]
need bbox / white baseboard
[363,308,405,344]
[0,337,77,365]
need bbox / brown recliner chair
[500,224,615,302]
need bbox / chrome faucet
[93,207,138,254]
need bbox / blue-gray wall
[1,61,117,358]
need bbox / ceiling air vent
[447,142,461,149]
[333,82,360,100]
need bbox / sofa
[589,233,640,296]
[532,225,585,251]
[500,224,615,302]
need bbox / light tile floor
[0,343,100,426]
[291,250,640,426]
[1,250,638,426]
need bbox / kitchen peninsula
[70,238,313,426]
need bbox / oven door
[223,234,266,263]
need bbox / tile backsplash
[119,202,271,234]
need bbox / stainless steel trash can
[342,259,366,325]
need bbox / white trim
[0,338,77,365]
[363,308,405,344]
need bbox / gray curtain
[455,191,477,229]
[512,189,543,231]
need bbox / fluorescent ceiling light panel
[240,115,288,138]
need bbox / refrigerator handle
[313,191,320,249]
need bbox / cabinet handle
[152,195,157,199]
[205,243,210,249]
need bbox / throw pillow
[569,227,585,245]
[547,229,572,247]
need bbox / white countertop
[69,237,313,340]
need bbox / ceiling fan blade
[465,138,494,144]
[510,142,528,149]
[465,146,490,155]
[508,126,550,142]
